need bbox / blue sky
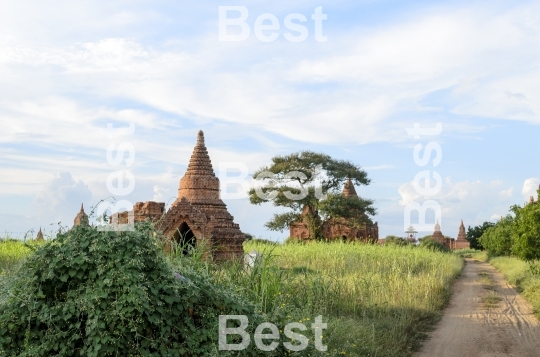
[0,0,539,240]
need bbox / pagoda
[105,131,245,261]
[454,219,470,249]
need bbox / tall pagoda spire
[74,203,89,226]
[177,130,222,203]
[342,178,358,197]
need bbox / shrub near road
[0,224,269,357]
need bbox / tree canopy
[248,151,376,240]
[466,221,495,250]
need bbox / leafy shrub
[0,223,269,357]
[384,236,412,247]
[479,215,514,256]
[419,238,449,253]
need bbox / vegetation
[0,239,35,275]
[383,235,412,246]
[471,253,540,319]
[0,224,268,357]
[219,241,463,356]
[419,238,449,253]
[466,221,495,250]
[479,187,540,260]
[0,225,463,357]
[248,151,376,240]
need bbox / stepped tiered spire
[36,227,43,241]
[74,204,89,226]
[177,131,222,202]
[342,178,358,197]
[457,219,467,241]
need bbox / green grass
[468,251,540,319]
[488,256,540,319]
[1,236,463,356]
[194,241,464,356]
[0,239,34,275]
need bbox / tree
[511,201,540,261]
[479,215,514,256]
[248,151,376,240]
[467,221,495,250]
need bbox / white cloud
[33,172,93,226]
[522,177,540,202]
[396,178,516,233]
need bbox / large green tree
[248,151,376,240]
[511,200,540,261]
[467,221,495,250]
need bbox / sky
[0,0,539,241]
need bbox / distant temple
[74,204,89,226]
[289,178,379,243]
[429,220,470,250]
[87,131,245,262]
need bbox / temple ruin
[429,220,470,250]
[289,178,379,243]
[105,131,245,261]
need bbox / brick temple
[105,131,245,261]
[430,220,470,250]
[289,178,379,243]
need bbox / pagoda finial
[80,203,85,212]
[197,130,204,144]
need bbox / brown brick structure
[454,220,470,249]
[74,204,89,226]
[289,178,379,243]
[36,227,44,241]
[428,220,470,250]
[105,131,245,262]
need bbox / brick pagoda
[106,131,245,261]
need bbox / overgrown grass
[0,239,34,275]
[172,241,463,356]
[1,235,463,356]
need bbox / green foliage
[384,236,411,246]
[239,240,462,357]
[479,215,515,256]
[248,151,376,240]
[479,187,540,261]
[0,223,267,356]
[510,202,540,261]
[466,221,495,250]
[0,240,35,275]
[419,238,450,253]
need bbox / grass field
[0,239,34,275]
[0,237,463,356]
[189,240,464,356]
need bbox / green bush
[384,236,412,247]
[0,223,268,357]
[419,238,449,253]
[479,215,514,256]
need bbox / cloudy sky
[0,0,539,240]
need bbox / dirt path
[416,258,540,357]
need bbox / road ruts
[415,258,540,357]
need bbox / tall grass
[173,241,463,356]
[0,239,34,275]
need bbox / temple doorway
[173,222,196,255]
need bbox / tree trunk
[302,205,323,240]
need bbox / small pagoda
[454,220,470,249]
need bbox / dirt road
[416,258,540,357]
